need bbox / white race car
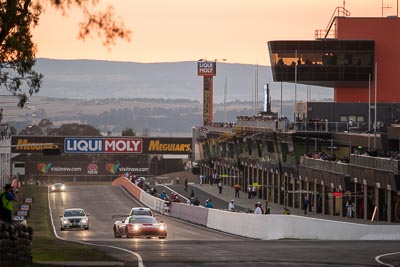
[51,183,66,192]
[60,208,89,231]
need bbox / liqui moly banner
[11,136,191,154]
[64,138,143,153]
[197,61,216,76]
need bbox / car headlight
[133,225,140,231]
[159,224,166,231]
[51,186,55,191]
[81,218,88,224]
[60,185,65,191]
[63,219,69,224]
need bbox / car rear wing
[111,215,129,219]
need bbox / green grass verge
[17,185,120,265]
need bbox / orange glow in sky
[33,0,397,65]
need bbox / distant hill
[35,58,333,103]
[3,59,334,135]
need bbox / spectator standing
[283,207,291,215]
[175,177,180,185]
[159,191,167,200]
[184,178,188,191]
[254,203,262,214]
[303,196,309,215]
[348,119,353,131]
[186,197,193,205]
[228,200,235,212]
[257,202,264,214]
[190,189,195,198]
[265,200,270,214]
[247,185,252,199]
[234,183,241,198]
[346,199,353,218]
[218,181,223,194]
[205,198,214,208]
[193,197,200,206]
[1,184,18,223]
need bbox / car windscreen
[65,210,85,217]
[131,210,152,216]
[129,217,157,224]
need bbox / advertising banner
[143,137,191,154]
[64,137,143,153]
[28,161,152,176]
[11,136,64,154]
[197,61,216,76]
[11,136,192,155]
[203,76,213,126]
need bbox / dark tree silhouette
[0,0,131,117]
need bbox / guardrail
[208,121,354,134]
[300,156,349,175]
[350,154,400,174]
[299,154,400,175]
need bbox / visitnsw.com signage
[29,161,152,176]
[11,136,191,155]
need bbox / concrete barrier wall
[113,176,167,214]
[206,209,400,240]
[141,191,166,213]
[169,202,209,226]
[112,177,141,199]
[114,177,400,240]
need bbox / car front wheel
[125,227,132,238]
[114,227,121,238]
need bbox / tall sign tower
[197,61,216,126]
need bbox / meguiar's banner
[11,136,191,154]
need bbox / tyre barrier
[0,221,33,266]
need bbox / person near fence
[228,199,235,212]
[234,183,241,198]
[346,199,353,218]
[1,184,18,223]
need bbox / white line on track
[163,185,190,202]
[47,186,145,267]
[375,252,400,267]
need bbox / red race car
[113,215,167,239]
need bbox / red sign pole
[202,76,213,126]
[198,61,216,126]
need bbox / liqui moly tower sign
[198,61,217,126]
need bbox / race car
[113,215,167,239]
[51,183,66,192]
[60,208,89,231]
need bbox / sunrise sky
[33,0,397,66]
